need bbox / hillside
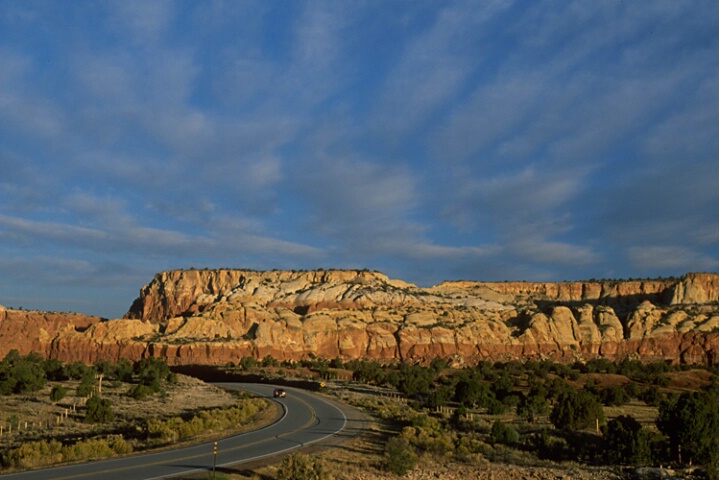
[1,270,717,365]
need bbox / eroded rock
[1,270,717,365]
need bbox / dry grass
[581,373,632,387]
[603,401,660,430]
[4,366,714,479]
[174,404,389,480]
[0,375,259,451]
[663,369,715,392]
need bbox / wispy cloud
[627,246,717,273]
[296,156,421,250]
[374,2,512,142]
[0,0,715,316]
[107,0,175,46]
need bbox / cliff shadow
[533,290,676,320]
[507,310,534,338]
[170,365,324,391]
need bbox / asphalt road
[0,383,348,480]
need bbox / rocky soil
[357,461,625,480]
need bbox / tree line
[0,351,177,423]
[233,354,718,477]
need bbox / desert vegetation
[0,352,273,472]
[223,355,718,480]
[2,350,717,479]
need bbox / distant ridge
[1,270,716,366]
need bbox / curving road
[0,384,348,480]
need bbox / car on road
[273,388,286,398]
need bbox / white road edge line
[145,384,347,480]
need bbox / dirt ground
[663,369,716,392]
[3,368,713,479]
[182,415,629,480]
[0,374,242,450]
[176,369,717,480]
[174,384,634,480]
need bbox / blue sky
[1,1,717,319]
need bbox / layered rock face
[1,271,717,365]
[0,306,154,363]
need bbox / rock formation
[1,270,717,366]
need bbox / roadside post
[212,441,218,478]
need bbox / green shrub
[454,376,492,408]
[485,397,507,414]
[85,396,114,423]
[602,415,652,465]
[146,417,179,442]
[531,429,570,461]
[177,416,204,439]
[50,385,67,403]
[455,434,491,464]
[128,384,154,400]
[63,438,114,461]
[623,381,641,399]
[0,353,47,394]
[134,357,171,390]
[0,376,17,395]
[656,387,719,466]
[517,393,549,423]
[2,435,132,469]
[424,385,453,409]
[401,415,455,456]
[239,356,258,370]
[385,436,417,476]
[277,452,331,480]
[108,435,134,455]
[598,386,630,406]
[491,373,515,400]
[76,380,94,397]
[43,358,67,381]
[114,358,134,382]
[490,420,519,446]
[396,364,433,397]
[638,385,663,406]
[550,388,604,431]
[94,359,115,378]
[3,439,63,469]
[144,398,268,443]
[64,361,93,380]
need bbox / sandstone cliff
[1,271,717,366]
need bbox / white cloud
[510,238,601,266]
[61,192,134,227]
[479,166,586,214]
[0,195,323,263]
[0,89,65,142]
[0,47,31,91]
[246,155,282,189]
[108,0,175,46]
[0,213,199,254]
[73,52,139,106]
[0,0,716,316]
[297,156,419,240]
[431,74,547,164]
[274,2,354,110]
[403,243,502,261]
[374,2,512,141]
[216,57,281,107]
[627,246,717,272]
[642,78,718,163]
